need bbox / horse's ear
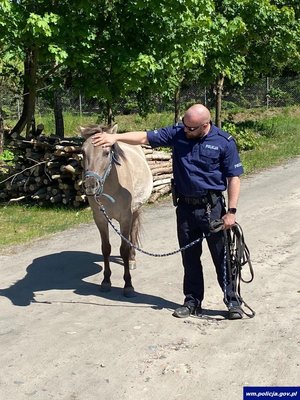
[111,124,118,135]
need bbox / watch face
[228,208,237,214]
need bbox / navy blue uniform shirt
[147,122,244,197]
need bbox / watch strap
[228,208,237,214]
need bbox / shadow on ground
[0,251,179,311]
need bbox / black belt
[178,191,222,207]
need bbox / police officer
[92,104,244,320]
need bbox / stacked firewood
[143,145,173,203]
[0,136,173,206]
[1,135,85,206]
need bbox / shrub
[223,122,258,151]
[0,149,15,164]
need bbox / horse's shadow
[0,251,179,311]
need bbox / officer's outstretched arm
[92,131,149,148]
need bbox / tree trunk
[174,87,180,124]
[11,47,38,137]
[54,90,64,138]
[0,90,4,154]
[215,74,224,128]
[0,113,3,155]
[107,100,113,125]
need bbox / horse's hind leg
[97,222,112,292]
[129,209,141,270]
[119,223,136,298]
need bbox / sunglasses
[182,117,203,132]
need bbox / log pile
[143,145,173,203]
[0,136,173,206]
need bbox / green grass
[35,112,100,136]
[6,111,175,136]
[240,113,300,174]
[6,112,101,137]
[115,112,174,132]
[1,106,300,251]
[0,204,93,249]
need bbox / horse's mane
[80,124,107,139]
[80,124,126,162]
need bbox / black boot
[173,304,202,318]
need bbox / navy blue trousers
[176,197,231,308]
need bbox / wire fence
[180,76,300,110]
[1,75,300,122]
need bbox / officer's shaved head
[182,104,211,139]
[184,104,211,124]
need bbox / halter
[84,148,119,203]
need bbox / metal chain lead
[99,205,204,257]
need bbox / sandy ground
[0,158,299,400]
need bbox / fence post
[266,77,270,108]
[17,98,21,119]
[0,113,4,155]
[79,93,82,118]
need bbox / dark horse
[81,124,153,297]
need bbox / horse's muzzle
[83,175,102,196]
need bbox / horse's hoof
[123,287,136,298]
[129,261,137,270]
[100,282,111,292]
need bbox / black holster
[171,178,178,206]
[207,191,221,208]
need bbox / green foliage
[0,0,11,12]
[198,0,300,95]
[223,121,259,151]
[0,149,14,164]
[255,121,277,138]
[222,100,240,111]
[48,44,68,64]
[1,0,300,130]
[268,87,294,106]
[26,12,59,38]
[0,149,15,177]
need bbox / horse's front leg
[119,225,136,298]
[98,222,112,292]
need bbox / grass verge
[240,112,300,174]
[0,205,93,250]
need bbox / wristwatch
[228,208,237,214]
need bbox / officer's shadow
[0,251,179,311]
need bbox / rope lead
[223,223,255,318]
[100,205,204,257]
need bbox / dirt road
[0,158,299,400]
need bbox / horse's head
[81,124,120,199]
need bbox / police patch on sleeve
[234,162,242,168]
